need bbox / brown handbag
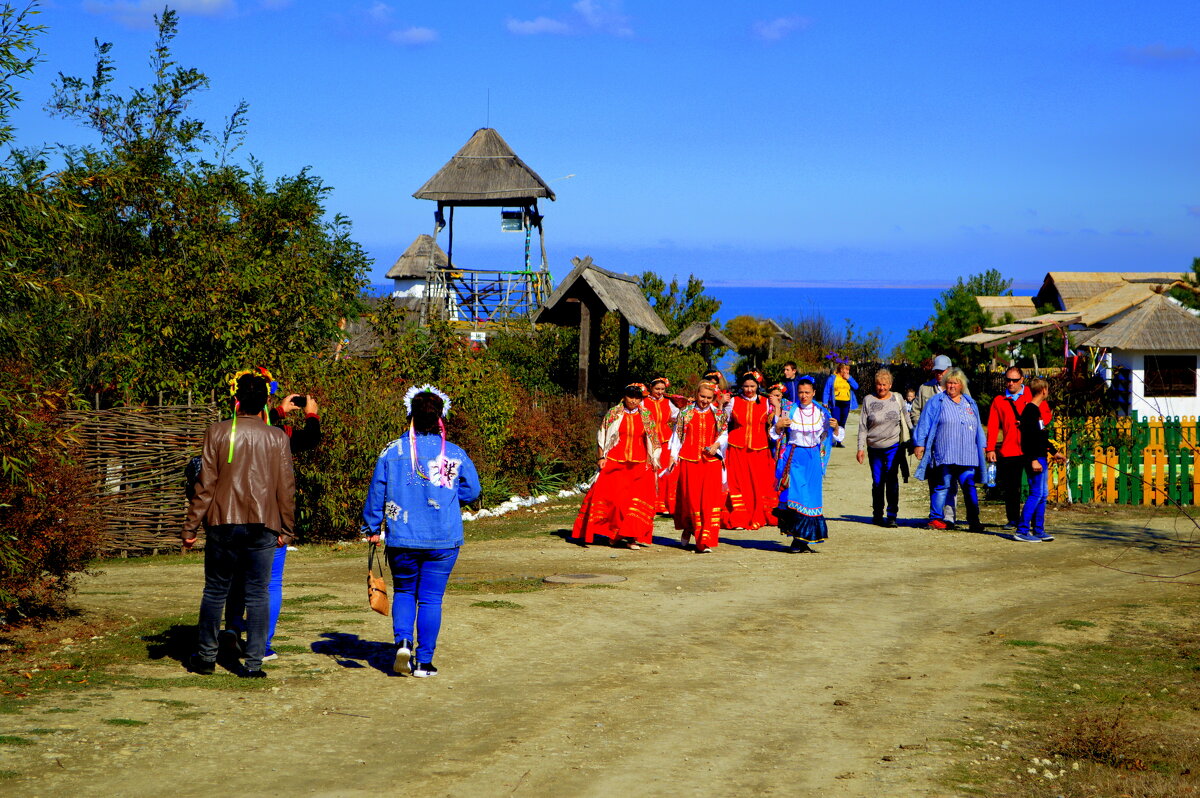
[368,542,389,616]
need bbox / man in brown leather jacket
[182,372,295,677]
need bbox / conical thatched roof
[1075,293,1200,351]
[385,234,448,279]
[533,256,669,335]
[413,128,556,205]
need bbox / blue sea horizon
[367,282,1035,356]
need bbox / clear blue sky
[7,1,1200,289]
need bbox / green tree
[724,315,772,369]
[899,269,1012,368]
[1168,256,1200,309]
[23,9,368,400]
[639,271,722,336]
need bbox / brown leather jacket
[182,414,296,541]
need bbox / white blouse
[768,402,846,448]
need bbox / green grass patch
[1056,619,1097,630]
[272,644,309,654]
[282,594,337,605]
[448,576,546,594]
[470,600,524,609]
[1003,639,1046,647]
[143,699,193,708]
[463,499,582,543]
[41,708,79,714]
[103,718,148,727]
[0,735,35,745]
[335,619,365,625]
[311,604,362,612]
[276,612,305,623]
[939,593,1200,797]
[0,770,18,779]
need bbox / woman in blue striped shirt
[911,368,987,533]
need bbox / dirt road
[2,420,1188,797]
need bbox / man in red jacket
[985,367,1052,529]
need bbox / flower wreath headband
[403,384,451,417]
[403,384,456,487]
[226,366,280,463]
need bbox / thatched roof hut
[386,234,449,280]
[1075,293,1200,351]
[975,296,1036,324]
[1034,271,1180,311]
[412,128,556,206]
[533,256,668,398]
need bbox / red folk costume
[722,394,778,530]
[572,405,660,545]
[670,405,729,550]
[644,389,679,514]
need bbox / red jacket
[986,386,1052,457]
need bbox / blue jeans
[386,546,460,663]
[868,444,901,519]
[1017,459,1049,537]
[197,524,277,670]
[226,546,287,652]
[929,464,979,525]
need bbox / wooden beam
[578,300,591,398]
[618,314,630,388]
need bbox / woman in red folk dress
[644,376,679,514]
[572,384,660,549]
[722,371,778,530]
[670,381,728,554]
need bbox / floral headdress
[741,370,764,384]
[767,382,785,393]
[226,366,279,463]
[624,382,648,398]
[650,376,670,388]
[825,351,850,366]
[403,384,458,488]
[403,384,451,418]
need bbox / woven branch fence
[63,403,220,556]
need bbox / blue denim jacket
[361,433,481,549]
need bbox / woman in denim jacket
[364,386,480,677]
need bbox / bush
[0,365,104,620]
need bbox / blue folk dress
[772,401,843,543]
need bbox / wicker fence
[63,403,220,556]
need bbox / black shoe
[239,668,267,679]
[412,661,438,678]
[872,516,885,527]
[968,524,986,534]
[218,629,245,659]
[884,518,898,528]
[394,640,414,675]
[188,654,216,675]
[788,539,815,554]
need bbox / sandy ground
[1,415,1191,797]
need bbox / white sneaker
[394,640,413,674]
[412,661,438,678]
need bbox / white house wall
[1112,349,1200,419]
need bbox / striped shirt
[932,397,982,467]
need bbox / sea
[368,282,1033,356]
[706,285,948,354]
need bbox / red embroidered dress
[722,395,778,530]
[644,395,678,514]
[572,408,657,545]
[671,406,727,549]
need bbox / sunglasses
[1004,377,1021,382]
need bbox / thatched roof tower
[413,128,556,205]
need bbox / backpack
[183,455,203,501]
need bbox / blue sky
[7,1,1200,289]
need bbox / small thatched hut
[386,234,449,298]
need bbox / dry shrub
[0,366,105,621]
[1048,703,1148,769]
[499,391,601,496]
